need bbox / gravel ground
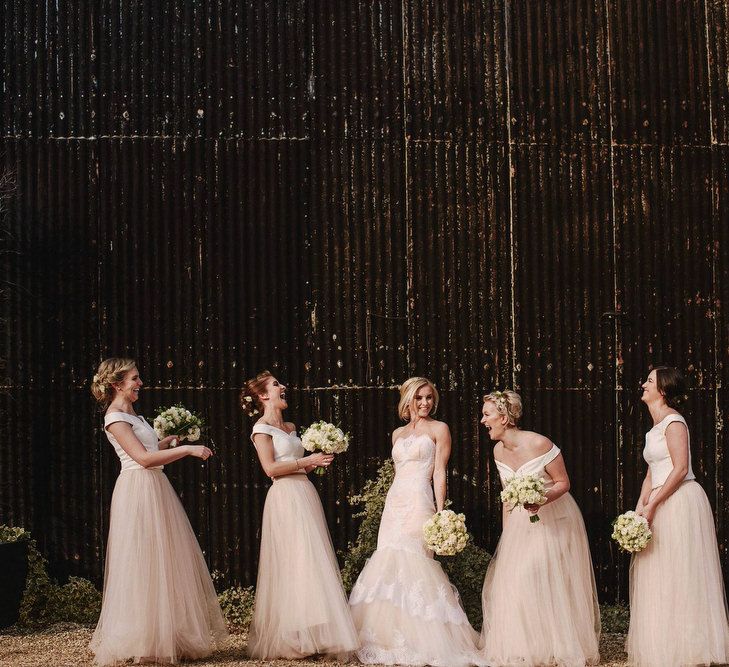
[0,625,628,667]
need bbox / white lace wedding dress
[349,433,481,666]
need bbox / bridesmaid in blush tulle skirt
[626,366,729,667]
[89,358,228,666]
[242,370,359,660]
[479,390,600,667]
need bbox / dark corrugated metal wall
[1,0,727,602]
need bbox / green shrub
[340,459,492,629]
[0,524,100,628]
[340,458,395,593]
[48,577,102,625]
[601,603,630,633]
[217,586,255,631]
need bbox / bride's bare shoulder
[392,425,407,443]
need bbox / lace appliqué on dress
[350,562,470,626]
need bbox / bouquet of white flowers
[611,510,652,553]
[300,420,350,475]
[153,405,204,446]
[500,473,548,523]
[422,509,469,556]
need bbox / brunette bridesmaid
[243,370,359,660]
[626,366,729,666]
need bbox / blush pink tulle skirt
[480,493,601,667]
[89,469,228,666]
[246,474,359,660]
[627,480,729,667]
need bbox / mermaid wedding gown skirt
[349,433,482,667]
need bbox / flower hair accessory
[490,390,507,406]
[241,393,260,417]
[93,374,107,393]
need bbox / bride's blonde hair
[398,377,439,421]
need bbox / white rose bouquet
[153,404,204,446]
[300,420,350,475]
[500,473,548,523]
[611,510,652,553]
[422,509,469,556]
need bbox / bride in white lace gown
[349,377,481,666]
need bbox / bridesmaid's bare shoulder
[520,430,554,457]
[284,421,297,433]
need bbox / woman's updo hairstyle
[652,366,688,409]
[483,389,523,426]
[91,358,137,406]
[398,377,439,422]
[240,370,272,417]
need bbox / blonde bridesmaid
[626,366,729,666]
[243,370,359,660]
[89,358,228,666]
[479,390,600,667]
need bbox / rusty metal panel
[95,0,314,138]
[201,138,314,387]
[0,139,100,386]
[0,392,34,530]
[613,147,716,386]
[707,0,729,143]
[608,0,711,144]
[306,140,408,387]
[312,1,403,138]
[714,146,729,561]
[0,1,97,137]
[405,0,507,141]
[511,144,615,389]
[508,0,610,143]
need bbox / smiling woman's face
[640,369,662,404]
[410,384,435,420]
[481,400,508,440]
[262,376,288,410]
[114,367,142,403]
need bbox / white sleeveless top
[644,413,695,488]
[251,423,305,473]
[104,411,162,471]
[495,444,562,490]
